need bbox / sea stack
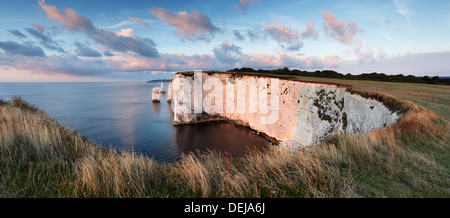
[160,81,166,93]
[152,87,161,103]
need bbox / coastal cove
[0,77,448,198]
[0,82,270,162]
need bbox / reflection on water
[152,102,161,114]
[0,82,270,162]
[175,121,270,156]
[167,101,174,118]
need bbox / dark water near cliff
[0,82,270,162]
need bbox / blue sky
[0,0,449,82]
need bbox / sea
[0,82,270,162]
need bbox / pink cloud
[220,51,341,70]
[150,7,220,42]
[38,0,94,32]
[0,65,117,82]
[301,20,318,40]
[38,0,159,57]
[235,0,260,12]
[322,11,362,45]
[269,52,340,69]
[0,47,341,80]
[262,22,299,43]
[354,40,374,60]
[324,54,341,68]
[33,23,45,33]
[115,28,136,39]
[128,17,149,27]
[321,11,380,61]
[0,53,110,76]
[103,49,340,72]
[262,22,302,51]
[107,53,214,72]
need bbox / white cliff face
[290,84,398,148]
[167,82,173,103]
[167,72,399,148]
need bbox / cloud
[24,27,48,42]
[233,30,245,41]
[262,22,302,51]
[0,47,342,79]
[128,17,149,27]
[237,52,340,70]
[235,0,260,12]
[354,40,374,62]
[301,20,318,39]
[105,50,339,72]
[106,20,133,29]
[26,54,110,76]
[0,41,46,57]
[324,54,341,68]
[74,42,102,57]
[336,51,450,76]
[38,0,94,32]
[150,7,220,42]
[115,28,136,39]
[262,22,299,43]
[213,40,242,65]
[24,27,66,53]
[7,29,27,39]
[107,53,214,72]
[394,0,414,29]
[50,25,63,35]
[394,0,413,20]
[210,39,340,70]
[103,50,113,57]
[33,23,45,33]
[246,29,262,41]
[322,11,378,61]
[232,28,264,42]
[38,0,159,58]
[322,11,362,45]
[286,42,303,51]
[92,28,159,57]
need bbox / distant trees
[227,67,449,85]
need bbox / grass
[0,78,449,198]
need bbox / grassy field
[0,77,449,198]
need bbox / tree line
[227,67,450,85]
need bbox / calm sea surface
[0,82,270,162]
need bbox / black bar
[0,198,445,217]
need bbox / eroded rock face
[290,84,398,148]
[167,72,398,148]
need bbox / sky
[0,0,449,82]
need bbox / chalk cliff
[152,87,161,103]
[160,81,166,93]
[167,72,398,148]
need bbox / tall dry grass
[0,97,98,197]
[0,96,448,198]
